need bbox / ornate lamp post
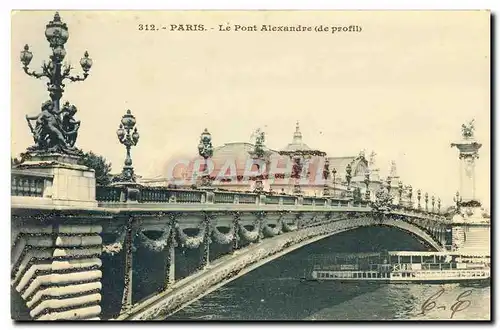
[21,12,92,155]
[424,192,429,212]
[116,110,140,182]
[431,195,435,213]
[323,159,330,196]
[386,177,392,194]
[417,189,422,210]
[332,168,337,197]
[398,181,403,206]
[198,128,214,187]
[250,129,268,193]
[291,157,303,195]
[454,191,463,213]
[364,171,370,201]
[407,185,413,208]
[345,164,352,198]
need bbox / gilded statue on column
[461,119,475,139]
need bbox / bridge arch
[120,215,443,320]
[311,216,443,252]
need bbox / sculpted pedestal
[12,152,98,209]
[11,152,103,320]
[451,206,490,256]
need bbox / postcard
[11,10,490,321]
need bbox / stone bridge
[11,177,451,321]
[11,11,490,322]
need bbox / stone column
[11,220,103,320]
[459,156,477,201]
[451,125,482,203]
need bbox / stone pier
[11,155,106,320]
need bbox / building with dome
[142,123,390,199]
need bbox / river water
[168,227,490,321]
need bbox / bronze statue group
[25,100,80,153]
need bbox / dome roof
[170,142,280,180]
[282,142,311,151]
[212,142,258,162]
[281,121,311,151]
[210,142,277,177]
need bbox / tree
[78,151,112,186]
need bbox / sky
[11,10,491,208]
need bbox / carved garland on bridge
[211,222,236,245]
[176,221,207,249]
[282,221,298,232]
[262,216,283,237]
[136,225,172,252]
[282,214,300,232]
[238,218,260,242]
[102,226,127,255]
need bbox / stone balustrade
[95,185,366,208]
[11,169,53,198]
[94,186,449,224]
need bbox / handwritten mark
[416,288,473,319]
[450,290,472,319]
[416,287,445,316]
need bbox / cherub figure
[60,101,81,148]
[26,100,68,150]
